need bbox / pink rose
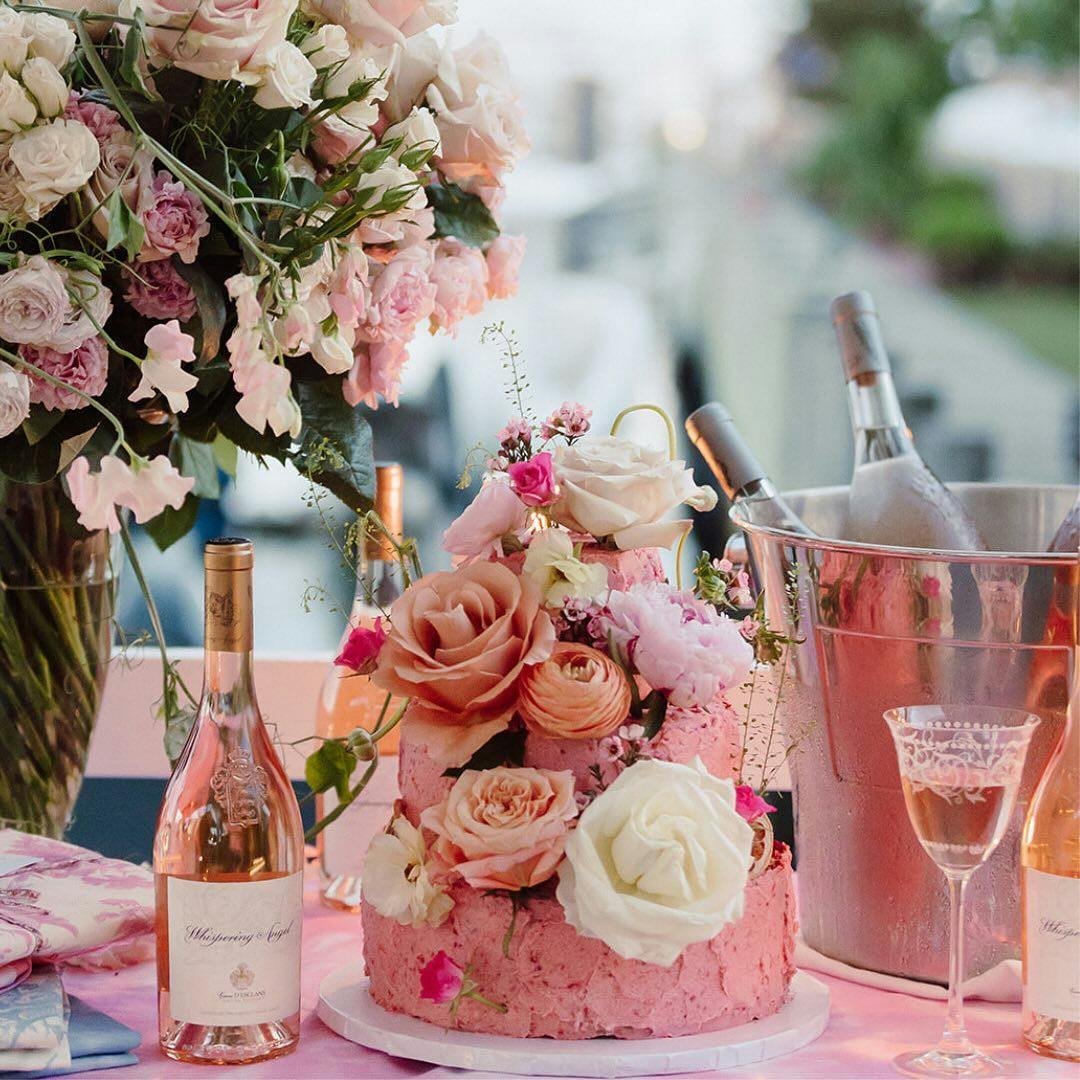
[508,451,556,507]
[358,246,436,345]
[428,238,488,333]
[418,950,464,1004]
[21,336,108,411]
[484,234,525,300]
[64,94,123,144]
[122,259,197,321]
[734,784,775,823]
[442,478,528,561]
[138,172,210,265]
[305,0,450,47]
[421,766,577,891]
[335,618,387,674]
[427,83,529,187]
[343,340,409,410]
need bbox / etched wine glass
[884,705,1040,1078]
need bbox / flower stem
[609,403,678,460]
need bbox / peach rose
[373,562,555,766]
[421,766,577,891]
[517,643,631,741]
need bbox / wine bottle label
[1025,868,1080,1023]
[167,873,303,1026]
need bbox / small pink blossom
[419,951,464,1005]
[442,478,529,561]
[508,451,557,507]
[540,402,592,442]
[138,172,210,265]
[335,618,387,674]
[343,340,409,410]
[921,575,941,599]
[714,557,734,573]
[618,724,645,743]
[122,259,197,321]
[484,234,525,300]
[739,616,756,640]
[21,337,108,411]
[64,94,123,144]
[734,784,775,823]
[598,736,623,763]
[497,416,532,449]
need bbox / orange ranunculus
[372,562,555,766]
[517,642,631,741]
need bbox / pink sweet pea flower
[129,320,198,413]
[419,951,464,1005]
[442,477,529,561]
[335,618,387,674]
[734,784,775,823]
[508,452,556,507]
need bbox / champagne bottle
[154,539,303,1066]
[685,402,814,535]
[315,463,404,910]
[831,291,985,551]
[1022,662,1080,1061]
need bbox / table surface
[67,879,1076,1080]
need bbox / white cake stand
[316,963,830,1077]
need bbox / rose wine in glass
[154,539,304,1065]
[885,705,1039,1078]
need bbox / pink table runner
[66,876,1074,1080]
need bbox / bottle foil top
[831,290,892,381]
[685,403,767,500]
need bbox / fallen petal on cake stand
[316,963,830,1077]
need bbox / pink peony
[138,172,210,265]
[734,784,775,823]
[21,337,108,411]
[484,234,525,299]
[442,478,528,561]
[601,583,753,709]
[428,238,488,333]
[343,340,409,410]
[418,951,464,1005]
[64,94,123,144]
[508,451,556,507]
[335,618,387,674]
[358,246,436,345]
[122,259,197,321]
[420,766,577,891]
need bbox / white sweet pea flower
[550,434,718,550]
[0,72,38,133]
[522,528,608,608]
[129,319,198,413]
[556,758,753,967]
[234,358,302,437]
[20,57,69,118]
[0,359,30,438]
[309,327,354,374]
[253,41,316,110]
[362,815,453,929]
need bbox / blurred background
[119,0,1080,655]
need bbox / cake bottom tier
[362,846,797,1040]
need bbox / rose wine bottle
[831,291,985,551]
[315,463,404,910]
[1021,662,1080,1061]
[685,402,814,535]
[1047,494,1079,554]
[154,538,304,1065]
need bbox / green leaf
[640,690,669,740]
[443,727,526,779]
[103,188,145,262]
[428,181,500,248]
[212,432,238,477]
[399,140,438,173]
[216,406,291,462]
[143,492,200,551]
[175,435,220,499]
[292,378,374,513]
[175,261,226,362]
[22,408,63,447]
[119,14,161,102]
[305,739,357,800]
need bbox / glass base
[160,1020,299,1065]
[893,1048,1003,1078]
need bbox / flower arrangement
[0,0,527,829]
[347,400,802,998]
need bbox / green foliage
[175,262,226,362]
[103,189,145,262]
[443,727,527,778]
[143,492,200,551]
[174,434,220,499]
[305,738,358,800]
[429,181,500,247]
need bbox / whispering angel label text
[167,874,303,1026]
[1025,868,1080,1023]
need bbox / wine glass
[884,705,1040,1078]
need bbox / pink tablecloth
[66,879,1074,1080]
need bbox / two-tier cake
[354,404,798,1040]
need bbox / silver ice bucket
[732,483,1077,983]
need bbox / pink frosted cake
[355,414,798,1040]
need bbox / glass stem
[939,873,975,1057]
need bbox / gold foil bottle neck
[366,463,403,561]
[204,538,254,651]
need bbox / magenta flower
[508,451,557,507]
[419,951,464,1005]
[21,336,108,411]
[335,618,387,675]
[123,259,197,321]
[734,784,775,823]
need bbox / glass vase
[0,479,116,838]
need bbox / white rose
[23,11,77,68]
[384,105,440,159]
[362,158,425,212]
[0,137,27,219]
[253,41,316,110]
[46,266,112,352]
[433,32,515,110]
[0,254,68,344]
[0,359,30,438]
[301,23,349,69]
[10,118,99,220]
[427,81,528,184]
[324,51,388,105]
[550,434,718,550]
[379,34,438,122]
[0,72,38,134]
[0,9,29,74]
[556,758,752,966]
[21,57,69,118]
